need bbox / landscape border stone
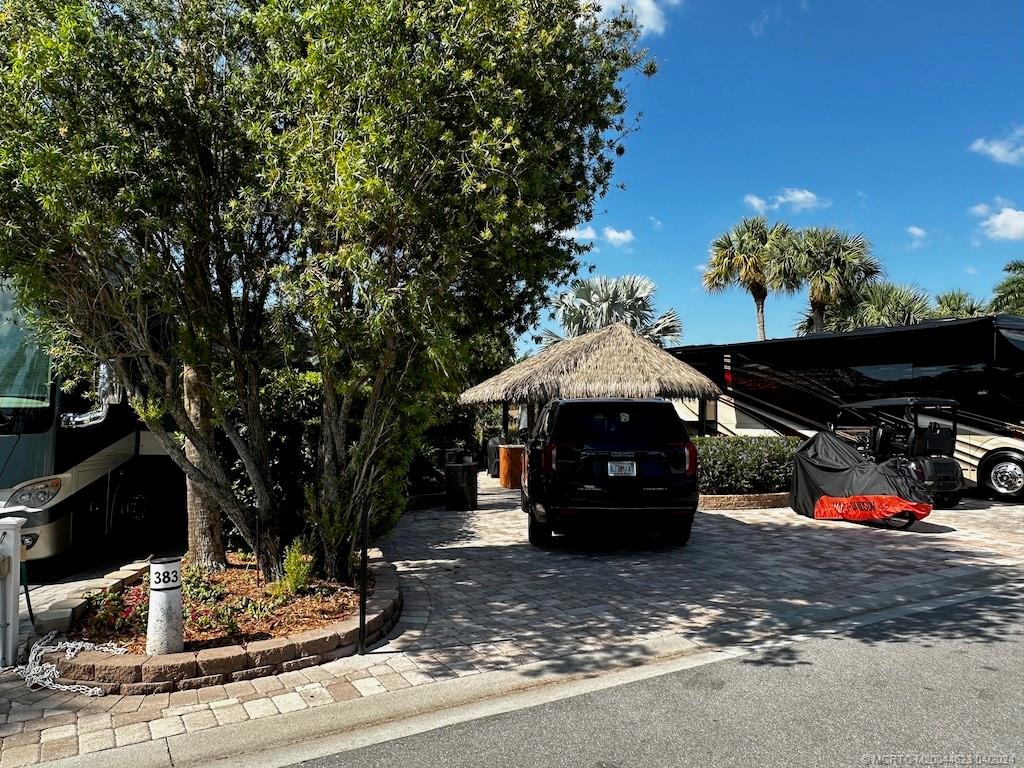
[47,557,402,695]
[699,492,790,510]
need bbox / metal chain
[14,632,128,697]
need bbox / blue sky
[554,0,1024,346]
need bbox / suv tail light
[670,440,698,477]
[541,442,574,473]
[685,442,698,477]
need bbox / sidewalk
[1,476,1021,767]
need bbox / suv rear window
[551,401,687,449]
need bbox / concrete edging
[44,558,402,695]
[699,492,790,510]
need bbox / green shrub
[281,538,313,595]
[693,435,801,494]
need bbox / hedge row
[693,435,802,494]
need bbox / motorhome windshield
[0,290,52,410]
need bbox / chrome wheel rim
[990,461,1024,495]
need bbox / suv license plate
[607,461,636,477]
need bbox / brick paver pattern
[1,474,1021,766]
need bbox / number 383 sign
[150,557,182,592]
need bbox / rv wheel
[984,454,1024,499]
[881,512,916,530]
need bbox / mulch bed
[70,551,363,653]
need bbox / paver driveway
[380,475,1024,677]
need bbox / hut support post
[501,401,509,441]
[697,398,707,436]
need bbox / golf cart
[836,398,965,509]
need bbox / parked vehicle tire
[981,452,1024,499]
[881,511,916,530]
[528,511,552,547]
[932,492,961,509]
[666,517,693,546]
[520,488,529,513]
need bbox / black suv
[521,398,699,546]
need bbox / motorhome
[670,315,1024,499]
[0,288,183,561]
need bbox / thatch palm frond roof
[459,323,720,405]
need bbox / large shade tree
[0,0,649,580]
[542,274,682,347]
[790,227,881,333]
[991,260,1024,315]
[704,217,795,341]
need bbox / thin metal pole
[357,503,369,654]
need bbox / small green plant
[240,596,280,622]
[281,538,313,595]
[181,565,228,604]
[84,584,148,634]
[693,435,801,494]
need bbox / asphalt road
[295,592,1024,768]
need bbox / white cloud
[694,263,706,272]
[906,225,927,248]
[965,266,979,275]
[744,194,767,214]
[744,187,830,214]
[563,225,596,241]
[980,207,1024,241]
[749,7,782,38]
[598,0,683,36]
[971,197,1015,218]
[649,216,663,229]
[969,126,1024,166]
[603,227,635,247]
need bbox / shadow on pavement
[384,484,1023,680]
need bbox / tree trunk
[811,302,826,333]
[184,363,227,571]
[755,297,766,341]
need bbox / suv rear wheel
[528,512,552,547]
[666,516,693,546]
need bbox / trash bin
[498,444,525,489]
[445,462,479,511]
[486,437,504,478]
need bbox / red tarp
[813,495,932,522]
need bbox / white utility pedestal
[146,556,183,655]
[0,516,27,668]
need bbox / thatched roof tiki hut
[460,323,721,435]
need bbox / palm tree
[991,260,1024,315]
[933,289,989,319]
[703,217,796,341]
[791,228,881,332]
[796,282,931,334]
[543,274,683,347]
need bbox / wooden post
[501,401,509,441]
[697,398,707,437]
